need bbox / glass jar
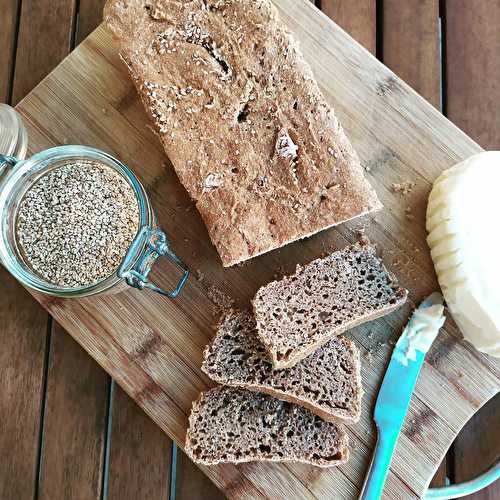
[0,104,189,298]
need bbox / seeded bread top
[202,309,363,423]
[185,386,349,467]
[253,241,408,368]
[104,0,381,266]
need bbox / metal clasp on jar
[118,226,189,298]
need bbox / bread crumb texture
[104,0,381,266]
[391,181,415,195]
[253,241,408,367]
[202,309,363,422]
[185,386,349,466]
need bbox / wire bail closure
[118,225,189,298]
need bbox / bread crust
[104,0,381,266]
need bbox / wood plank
[11,6,112,500]
[12,0,77,104]
[0,13,54,500]
[382,0,440,109]
[0,267,48,499]
[107,384,172,500]
[453,395,500,500]
[446,2,500,497]
[445,0,500,149]
[38,322,109,500]
[320,0,376,54]
[321,2,446,491]
[322,0,448,490]
[14,0,500,496]
[176,448,225,500]
[429,460,448,489]
[76,0,107,45]
[381,1,445,488]
[0,0,19,103]
[59,7,180,487]
[382,0,441,109]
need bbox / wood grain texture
[381,1,445,487]
[12,0,77,104]
[445,2,500,497]
[14,1,500,497]
[76,0,107,45]
[320,0,376,54]
[320,3,451,490]
[383,0,440,108]
[445,0,500,149]
[24,7,112,500]
[38,322,108,500]
[176,449,226,500]
[0,0,19,103]
[453,395,500,500]
[429,460,447,489]
[0,267,48,500]
[107,384,172,500]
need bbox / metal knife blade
[359,292,446,500]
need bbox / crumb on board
[195,269,205,282]
[357,228,370,246]
[391,181,415,195]
[207,285,235,312]
[194,269,235,313]
[363,349,373,365]
[405,206,415,221]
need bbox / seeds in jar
[16,161,140,287]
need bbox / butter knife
[359,292,446,500]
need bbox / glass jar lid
[0,104,28,160]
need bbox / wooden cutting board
[15,1,500,498]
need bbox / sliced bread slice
[202,309,362,423]
[253,241,408,368]
[185,387,349,467]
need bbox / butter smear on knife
[394,293,446,366]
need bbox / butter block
[426,151,500,357]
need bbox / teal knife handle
[359,429,398,500]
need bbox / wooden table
[0,1,499,499]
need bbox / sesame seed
[16,161,140,288]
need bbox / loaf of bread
[253,241,408,368]
[104,0,381,266]
[202,309,362,423]
[185,386,349,467]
